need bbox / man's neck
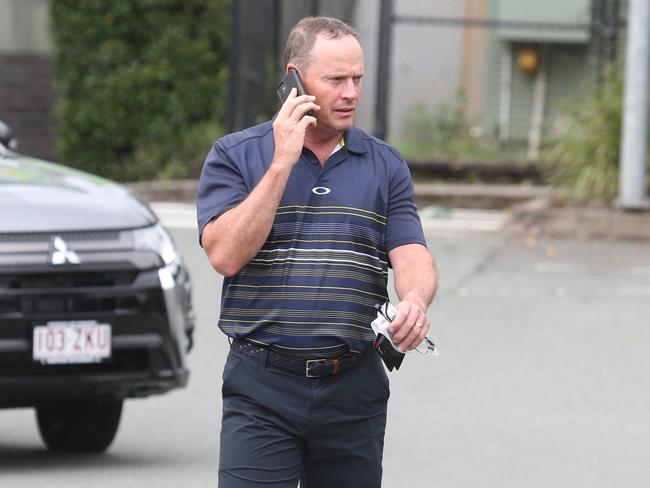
[304,127,345,165]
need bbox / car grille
[0,228,179,391]
[0,230,121,243]
[0,230,165,321]
[0,270,163,319]
[0,270,137,289]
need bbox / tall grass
[396,94,503,162]
[543,69,624,202]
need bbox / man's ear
[286,63,298,74]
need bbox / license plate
[33,321,112,364]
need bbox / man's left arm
[387,243,438,351]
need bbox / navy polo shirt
[197,120,426,357]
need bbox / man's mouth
[334,107,355,115]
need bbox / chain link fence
[382,0,625,164]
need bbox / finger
[277,87,298,118]
[281,91,316,115]
[404,314,429,351]
[387,308,406,336]
[402,318,430,351]
[298,114,317,130]
[289,101,320,122]
[277,90,315,120]
[390,306,419,345]
[400,312,425,350]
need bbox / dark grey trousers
[219,346,390,488]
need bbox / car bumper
[0,261,194,408]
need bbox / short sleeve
[196,140,249,243]
[385,156,426,252]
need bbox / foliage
[50,0,230,181]
[395,93,502,162]
[543,68,624,202]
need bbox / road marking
[597,286,650,296]
[535,262,650,276]
[419,208,506,236]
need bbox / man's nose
[341,79,358,99]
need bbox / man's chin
[328,118,355,133]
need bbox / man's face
[298,34,364,135]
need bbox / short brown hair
[283,17,359,71]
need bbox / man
[197,16,437,488]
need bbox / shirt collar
[343,126,368,154]
[269,115,368,155]
[329,137,345,156]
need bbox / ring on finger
[414,322,423,328]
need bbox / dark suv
[0,123,194,453]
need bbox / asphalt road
[2,205,649,487]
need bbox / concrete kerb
[506,198,650,242]
[412,182,556,209]
[127,179,199,203]
[126,179,556,208]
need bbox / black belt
[231,339,366,378]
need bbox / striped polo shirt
[197,121,426,358]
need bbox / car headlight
[132,223,178,266]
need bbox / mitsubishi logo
[50,236,81,265]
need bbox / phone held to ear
[277,69,315,117]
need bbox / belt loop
[258,347,270,368]
[332,358,340,375]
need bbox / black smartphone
[277,69,315,117]
[373,331,405,372]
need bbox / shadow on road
[0,443,183,473]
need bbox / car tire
[36,399,123,453]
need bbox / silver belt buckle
[305,359,325,378]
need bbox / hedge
[50,0,230,181]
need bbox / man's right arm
[201,90,319,277]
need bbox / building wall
[354,0,491,144]
[349,0,380,134]
[388,0,466,144]
[353,0,604,152]
[544,44,594,134]
[0,0,55,160]
[504,42,594,140]
[0,54,55,159]
[483,0,601,146]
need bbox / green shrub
[395,93,502,162]
[50,0,230,181]
[543,68,624,202]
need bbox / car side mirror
[0,120,18,150]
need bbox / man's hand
[387,295,431,352]
[387,243,437,352]
[272,88,319,168]
[201,89,319,277]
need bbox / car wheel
[36,399,123,453]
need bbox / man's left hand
[387,297,430,352]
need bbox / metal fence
[228,0,626,163]
[378,0,625,162]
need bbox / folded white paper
[371,302,438,356]
[370,302,405,353]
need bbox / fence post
[228,0,241,133]
[618,0,650,209]
[374,0,393,141]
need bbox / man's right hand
[272,88,319,168]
